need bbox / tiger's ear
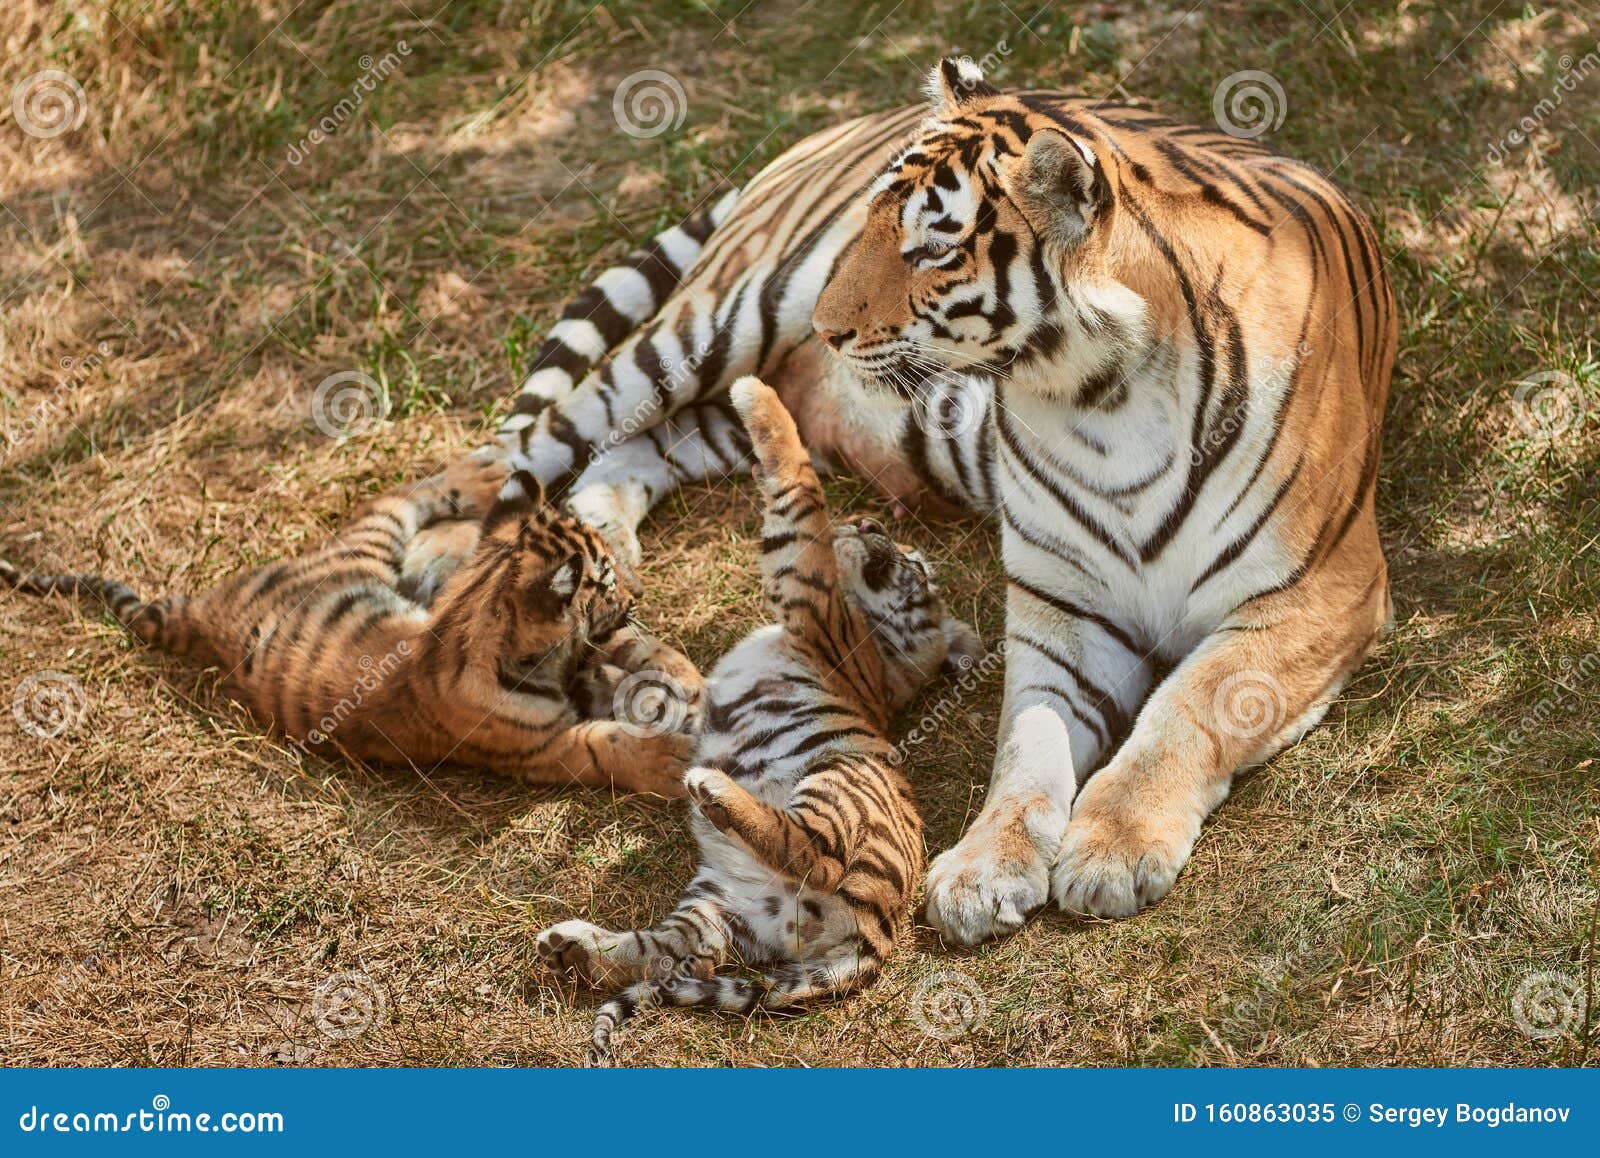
[924,56,999,116]
[1001,129,1108,248]
[520,552,583,618]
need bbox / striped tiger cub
[536,377,982,1064]
[494,57,1397,937]
[1,453,699,795]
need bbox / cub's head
[833,516,983,709]
[472,471,633,685]
[813,57,1137,399]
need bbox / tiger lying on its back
[536,377,981,1064]
[1,453,699,796]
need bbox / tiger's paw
[923,793,1067,946]
[438,450,514,515]
[536,920,614,985]
[1051,780,1198,919]
[611,731,694,798]
[683,766,735,831]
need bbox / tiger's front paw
[924,795,1067,946]
[438,450,514,515]
[1051,777,1199,919]
[614,731,694,798]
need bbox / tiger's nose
[816,327,855,351]
[856,517,886,537]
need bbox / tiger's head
[813,58,1146,400]
[832,516,983,710]
[465,471,633,687]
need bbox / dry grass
[1,0,1597,1067]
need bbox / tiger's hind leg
[683,767,851,892]
[537,875,732,989]
[730,377,888,716]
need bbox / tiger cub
[1,453,699,795]
[536,377,981,1063]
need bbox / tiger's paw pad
[1051,808,1194,919]
[536,920,613,982]
[924,838,1051,947]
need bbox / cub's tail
[498,187,743,440]
[587,955,879,1066]
[1,559,193,653]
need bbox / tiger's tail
[586,955,880,1066]
[0,559,196,654]
[499,187,743,435]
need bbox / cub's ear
[939,618,986,676]
[1000,129,1108,248]
[521,552,584,618]
[485,470,546,527]
[924,56,999,116]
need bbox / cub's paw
[614,731,694,798]
[536,920,614,984]
[1051,782,1199,919]
[683,766,735,830]
[438,451,514,515]
[923,796,1067,946]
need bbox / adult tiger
[496,58,1396,941]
